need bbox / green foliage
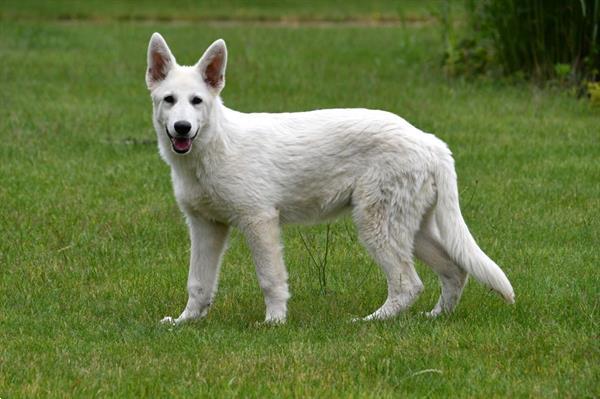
[554,63,573,81]
[466,0,600,83]
[587,81,600,103]
[439,1,497,79]
[443,38,495,78]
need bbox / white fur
[146,33,515,325]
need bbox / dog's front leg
[241,213,290,324]
[161,214,230,325]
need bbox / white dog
[146,33,514,325]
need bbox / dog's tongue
[172,137,192,152]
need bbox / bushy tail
[432,150,515,303]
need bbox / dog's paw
[263,315,286,325]
[352,309,391,322]
[253,319,284,329]
[350,314,379,322]
[420,309,443,318]
[159,313,200,325]
[263,306,287,325]
[160,307,209,325]
[159,315,197,325]
[160,316,178,325]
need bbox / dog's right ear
[146,33,176,90]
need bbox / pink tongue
[173,137,192,152]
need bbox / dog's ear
[196,39,227,93]
[146,32,176,90]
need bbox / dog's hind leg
[240,211,290,324]
[414,212,468,317]
[352,174,433,321]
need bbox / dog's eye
[164,95,175,104]
[191,96,203,105]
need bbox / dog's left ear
[196,39,227,94]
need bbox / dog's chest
[171,166,230,222]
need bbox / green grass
[0,0,445,22]
[0,3,598,397]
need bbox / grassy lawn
[0,0,448,22]
[0,2,598,398]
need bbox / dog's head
[146,33,227,155]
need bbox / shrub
[451,0,600,84]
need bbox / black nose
[174,121,192,135]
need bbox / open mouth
[165,127,198,154]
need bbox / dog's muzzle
[165,126,198,154]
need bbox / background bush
[448,0,599,84]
